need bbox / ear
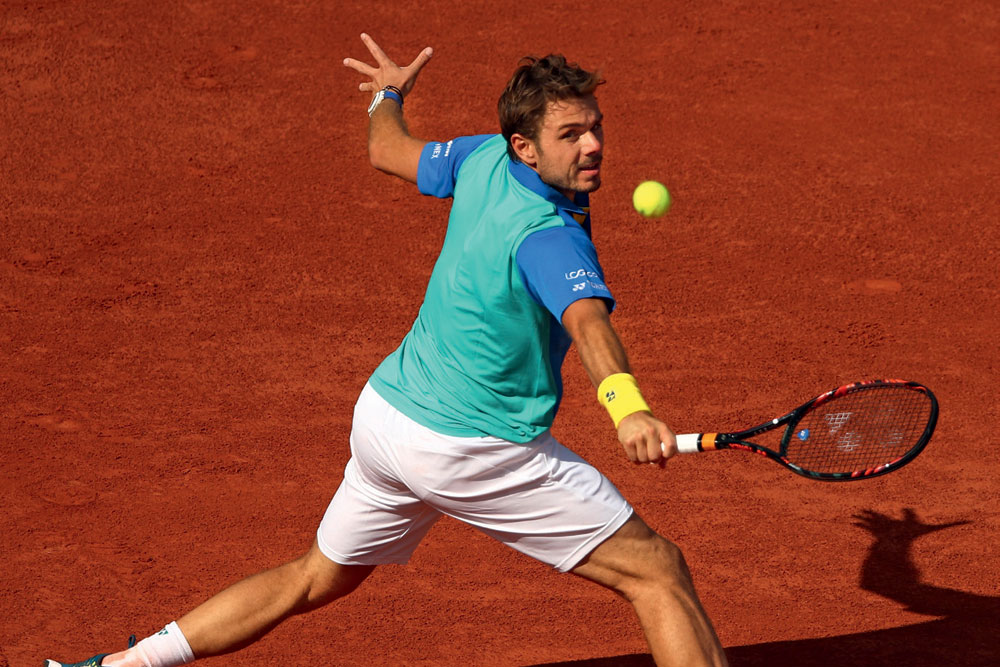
[510,133,537,166]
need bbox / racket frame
[674,379,938,481]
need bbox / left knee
[615,535,694,603]
[288,543,373,613]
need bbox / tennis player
[45,34,727,667]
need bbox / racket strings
[784,387,932,474]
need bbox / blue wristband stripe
[383,89,403,106]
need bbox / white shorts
[317,383,633,572]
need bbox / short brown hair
[498,55,604,162]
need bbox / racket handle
[674,434,701,454]
[671,433,719,454]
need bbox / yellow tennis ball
[632,180,671,218]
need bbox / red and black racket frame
[684,379,939,481]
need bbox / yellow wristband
[597,373,651,428]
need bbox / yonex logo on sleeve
[605,390,616,402]
[565,268,608,292]
[429,140,454,160]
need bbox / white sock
[102,622,195,667]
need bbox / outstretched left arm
[343,33,433,183]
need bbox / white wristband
[367,89,385,116]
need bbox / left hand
[853,509,970,539]
[617,411,677,465]
[343,33,433,99]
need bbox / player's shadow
[526,508,998,667]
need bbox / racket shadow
[525,508,996,667]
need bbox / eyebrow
[557,113,604,131]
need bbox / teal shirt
[369,134,614,442]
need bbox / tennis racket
[671,379,938,480]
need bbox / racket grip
[674,434,701,454]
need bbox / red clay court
[2,1,998,665]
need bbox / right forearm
[562,297,631,387]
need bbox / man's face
[519,95,604,199]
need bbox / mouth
[578,160,602,174]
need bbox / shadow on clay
[526,508,997,667]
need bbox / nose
[581,130,602,155]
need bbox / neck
[519,159,578,203]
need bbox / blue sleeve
[515,225,616,322]
[417,134,495,198]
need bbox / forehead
[540,95,602,131]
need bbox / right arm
[562,297,677,465]
[516,227,675,465]
[343,33,433,183]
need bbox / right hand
[617,411,677,466]
[343,33,433,99]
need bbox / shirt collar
[508,158,590,222]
